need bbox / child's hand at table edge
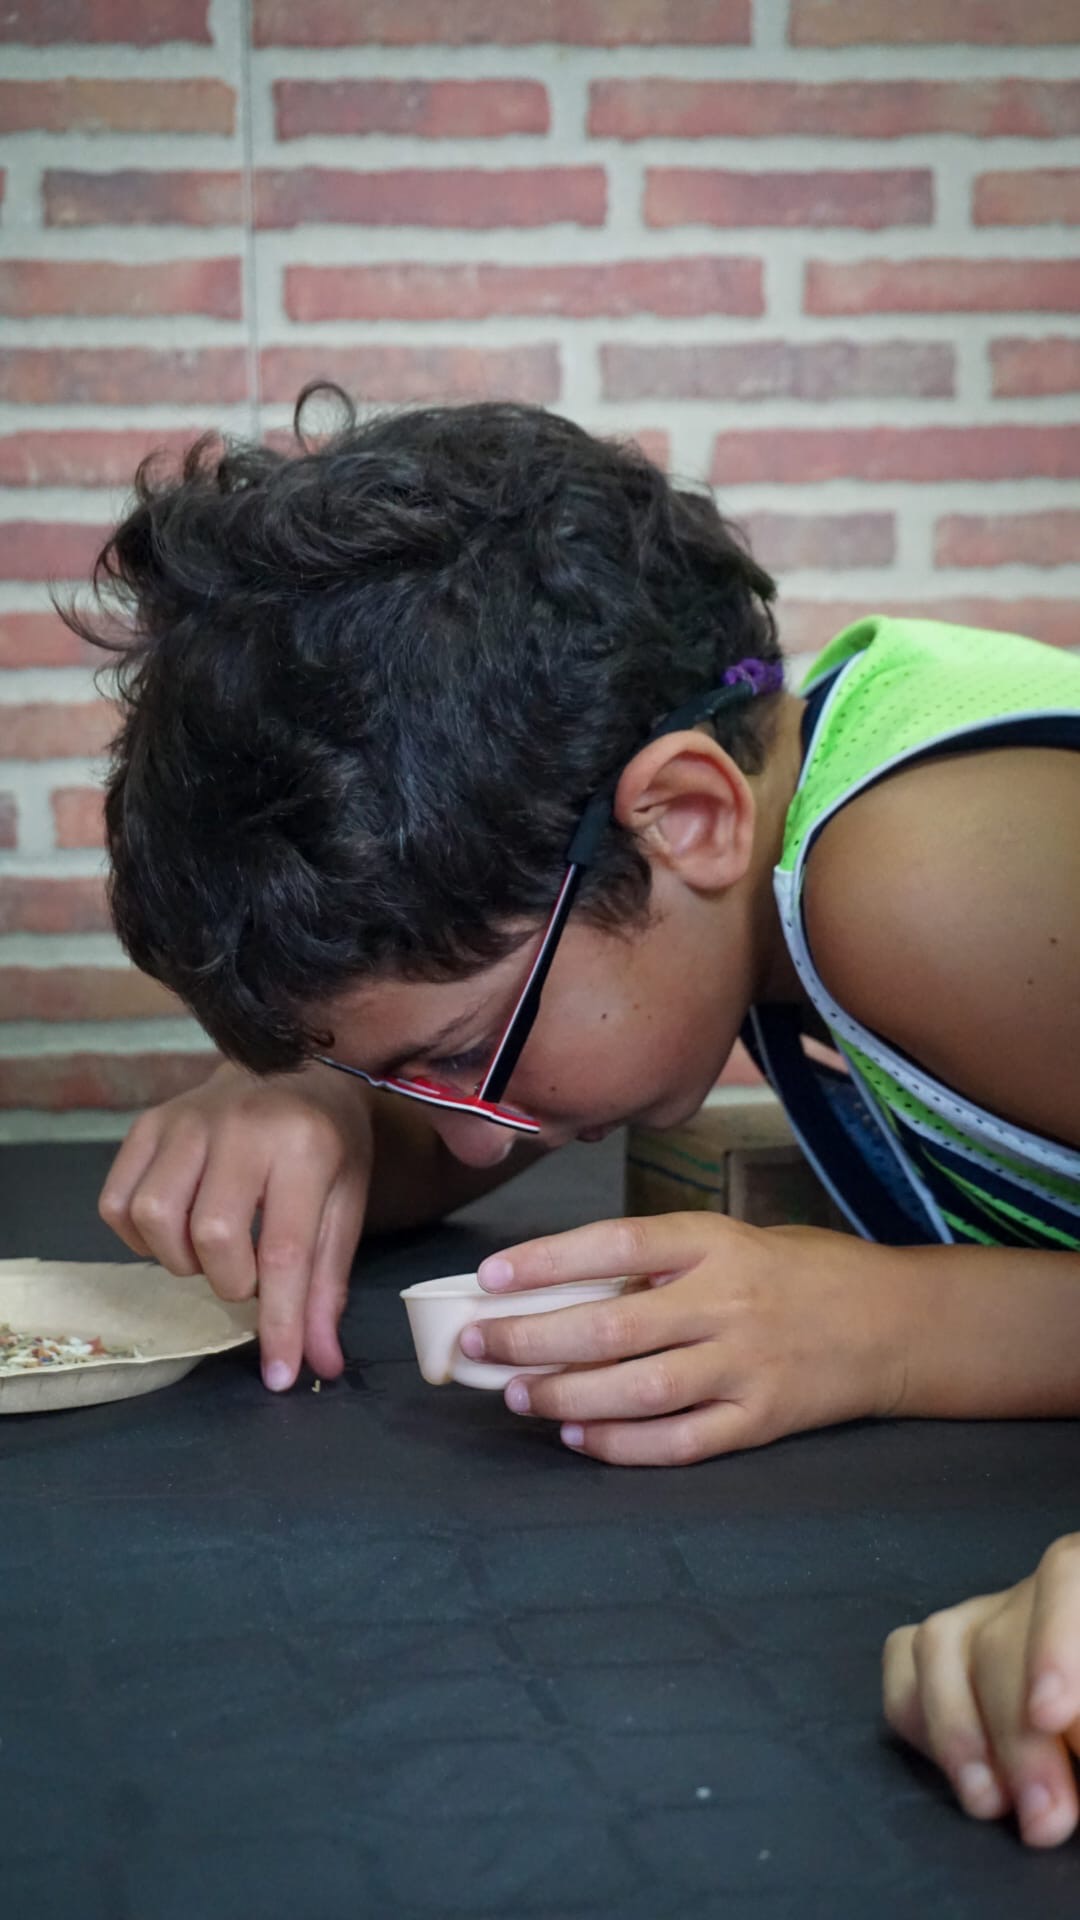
[883,1535,1080,1848]
[464,1212,906,1466]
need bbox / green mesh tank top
[771,615,1080,1249]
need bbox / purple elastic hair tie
[721,656,785,696]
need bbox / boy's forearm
[362,1091,546,1235]
[874,1240,1080,1419]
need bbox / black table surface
[3,1137,1080,1919]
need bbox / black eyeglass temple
[480,866,586,1102]
[483,678,758,1102]
[566,680,754,869]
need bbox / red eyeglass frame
[315,664,778,1132]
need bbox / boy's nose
[433,1111,519,1168]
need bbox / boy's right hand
[98,1061,372,1390]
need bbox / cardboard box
[624,1089,851,1232]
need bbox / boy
[72,392,1080,1841]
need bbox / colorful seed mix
[0,1323,139,1373]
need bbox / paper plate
[0,1259,257,1415]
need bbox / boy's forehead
[318,953,524,1067]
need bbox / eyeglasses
[316,657,782,1133]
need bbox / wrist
[770,1225,924,1423]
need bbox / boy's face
[319,857,759,1169]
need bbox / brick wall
[0,0,1078,1138]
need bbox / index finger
[476,1212,716,1292]
[254,1156,334,1391]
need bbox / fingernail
[958,1761,1000,1812]
[459,1325,484,1360]
[505,1381,530,1414]
[479,1257,514,1291]
[1020,1782,1053,1826]
[1029,1671,1064,1718]
[561,1424,585,1450]
[264,1360,293,1392]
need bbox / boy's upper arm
[801,747,1080,1152]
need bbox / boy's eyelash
[426,1043,491,1077]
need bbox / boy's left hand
[465,1212,903,1465]
[883,1537,1080,1847]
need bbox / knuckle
[970,1600,1013,1662]
[912,1610,955,1669]
[287,1111,339,1161]
[98,1186,125,1227]
[190,1213,237,1255]
[605,1300,642,1354]
[939,1734,987,1779]
[124,1110,158,1150]
[613,1217,651,1271]
[881,1633,914,1713]
[883,1625,915,1667]
[129,1190,172,1237]
[259,1298,300,1336]
[633,1359,678,1417]
[257,1237,309,1279]
[1040,1533,1080,1577]
[537,1239,565,1283]
[665,1418,705,1467]
[492,1318,529,1362]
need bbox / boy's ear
[612,732,755,889]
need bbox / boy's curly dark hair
[63,389,780,1074]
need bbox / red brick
[711,427,1080,485]
[255,167,605,229]
[791,0,1080,43]
[51,786,105,848]
[274,79,548,140]
[0,78,233,134]
[719,1042,764,1088]
[601,340,953,402]
[285,257,762,322]
[0,966,182,1022]
[742,513,894,574]
[45,170,243,228]
[646,168,932,230]
[625,430,669,470]
[254,0,750,46]
[0,525,109,583]
[975,170,1080,225]
[0,430,200,488]
[806,258,1080,315]
[992,337,1080,398]
[0,877,110,935]
[0,1052,216,1112]
[0,1,211,43]
[0,795,15,850]
[0,702,117,759]
[0,259,241,320]
[935,512,1080,570]
[0,348,249,406]
[0,611,100,669]
[589,79,1080,140]
[779,598,1080,655]
[260,344,559,406]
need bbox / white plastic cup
[400,1270,631,1390]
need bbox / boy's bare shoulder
[802,746,1080,1149]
